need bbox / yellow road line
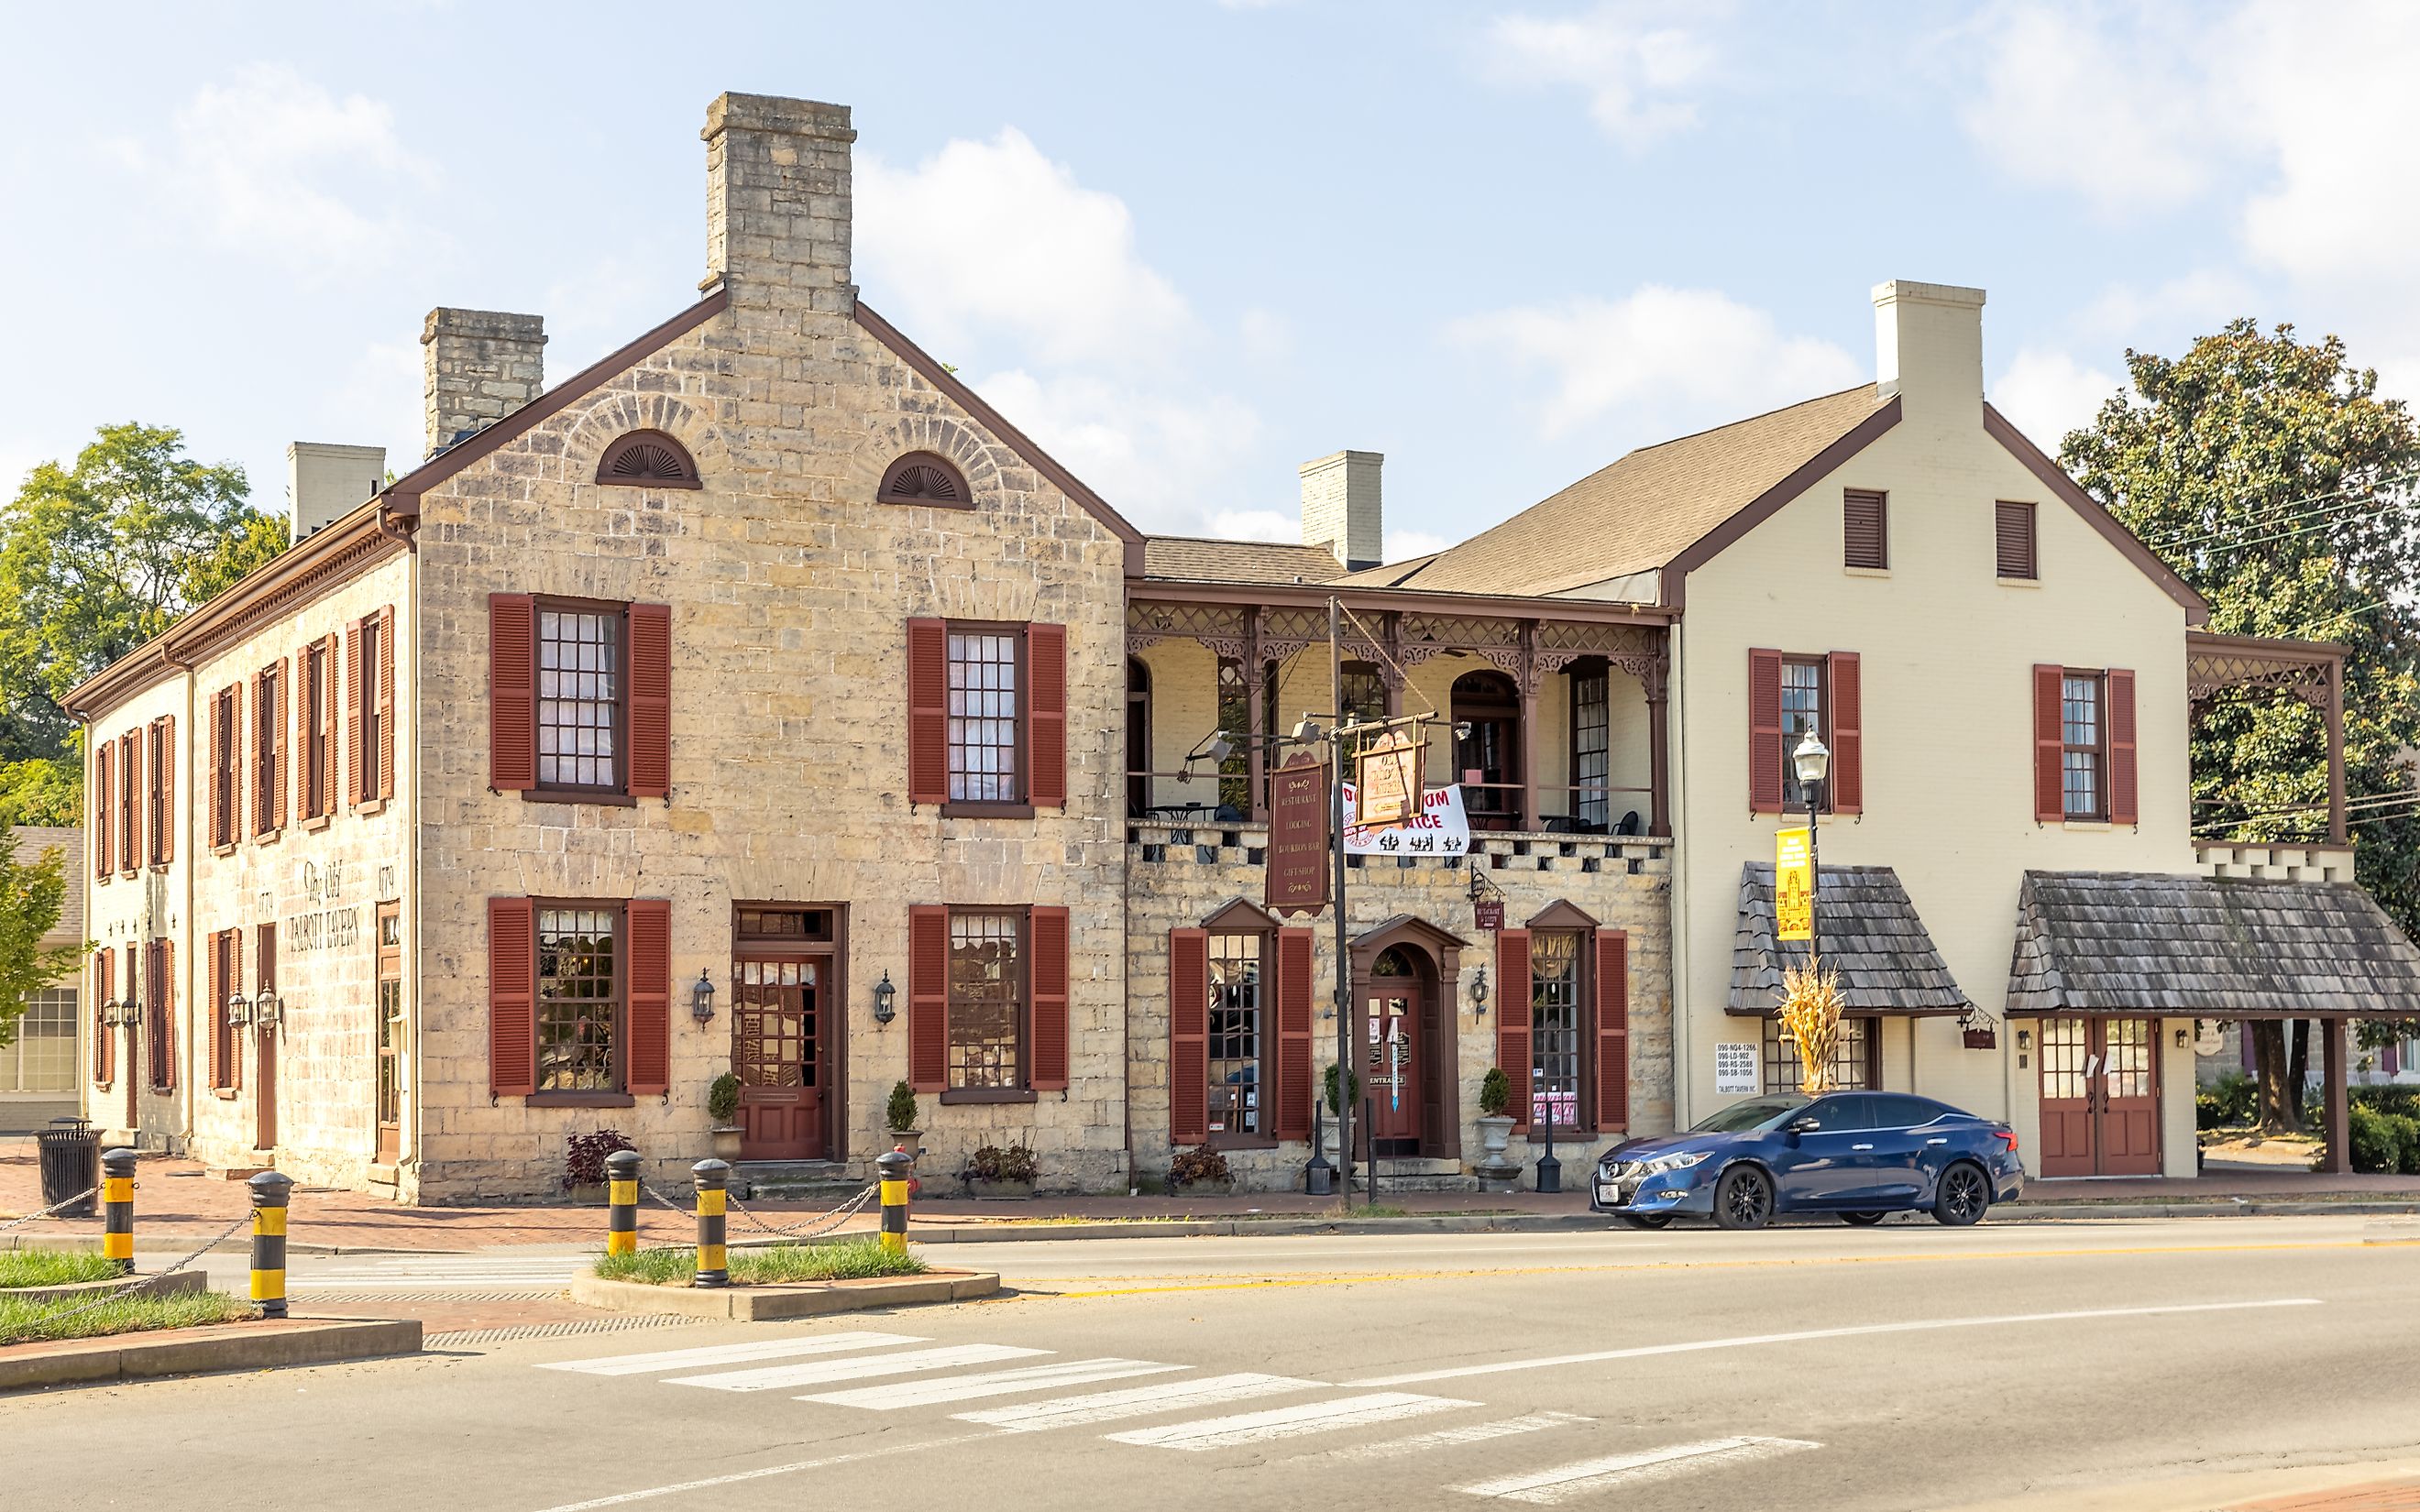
[1009,1236,2420,1299]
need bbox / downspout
[1119,595,1138,1194]
[389,500,423,1202]
[1665,615,1692,1134]
[163,639,196,1153]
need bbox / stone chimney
[1872,279,1986,430]
[702,93,855,320]
[421,308,546,459]
[1300,451,1384,570]
[286,442,386,540]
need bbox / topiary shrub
[1323,1064,1361,1115]
[707,1073,740,1125]
[1478,1067,1512,1118]
[886,1079,919,1134]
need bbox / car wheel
[1840,1211,1886,1226]
[1713,1166,1775,1231]
[1932,1161,1991,1226]
[1617,1212,1673,1230]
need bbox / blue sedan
[1590,1090,2025,1230]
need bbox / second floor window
[1570,663,1610,828]
[303,640,336,820]
[255,663,284,834]
[145,717,173,866]
[1780,657,1825,809]
[947,629,1020,803]
[540,608,621,790]
[2062,673,2106,820]
[210,686,239,848]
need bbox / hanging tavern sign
[1353,729,1424,827]
[1266,752,1332,915]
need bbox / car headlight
[1641,1150,1710,1176]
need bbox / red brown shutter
[94,952,114,1083]
[1168,927,1209,1145]
[205,931,225,1090]
[346,619,364,807]
[1029,905,1070,1090]
[94,744,112,879]
[1496,928,1533,1131]
[1594,928,1630,1133]
[908,905,950,1092]
[626,898,670,1095]
[2107,668,2138,825]
[629,603,671,799]
[1027,622,1067,808]
[906,619,949,805]
[157,717,174,863]
[378,608,396,800]
[1996,501,2038,579]
[158,939,175,1090]
[487,897,537,1097]
[1828,651,1863,816]
[208,696,226,848]
[2032,663,2065,821]
[1749,649,1784,813]
[489,594,537,791]
[1275,927,1314,1141]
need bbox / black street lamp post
[1792,730,1831,967]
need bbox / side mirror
[1786,1115,1821,1135]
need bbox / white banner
[1339,781,1472,857]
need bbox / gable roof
[1386,385,1895,601]
[1983,405,2208,625]
[1731,862,1971,1016]
[1140,536,1348,586]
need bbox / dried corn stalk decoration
[1777,958,1846,1094]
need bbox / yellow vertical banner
[1775,827,1813,942]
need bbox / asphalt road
[24,1214,2420,1512]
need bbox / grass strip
[0,1249,122,1288]
[0,1287,249,1347]
[594,1236,928,1287]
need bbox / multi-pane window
[1762,1014,1873,1094]
[1339,661,1386,729]
[211,686,239,847]
[947,630,1020,803]
[947,911,1023,1090]
[358,613,383,803]
[1216,659,1251,815]
[146,719,169,864]
[1780,658,1825,809]
[1570,666,1610,827]
[1207,934,1263,1136]
[118,732,138,871]
[303,640,334,819]
[2062,674,2105,820]
[3,987,77,1093]
[255,665,281,833]
[539,608,620,789]
[1530,932,1582,1127]
[535,906,618,1092]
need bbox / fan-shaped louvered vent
[878,451,974,509]
[595,431,700,488]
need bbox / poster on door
[1340,781,1471,856]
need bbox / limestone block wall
[1125,823,1674,1191]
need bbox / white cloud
[2072,269,2259,347]
[1447,285,1862,438]
[858,129,1192,368]
[1992,347,2124,451]
[114,63,434,272]
[1239,308,1294,361]
[1386,528,1452,562]
[1483,4,1715,150]
[1208,509,1299,542]
[972,368,1261,532]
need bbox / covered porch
[1126,590,1672,839]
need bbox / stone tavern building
[68,93,2420,1202]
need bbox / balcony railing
[1126,817,1672,876]
[2194,839,2355,884]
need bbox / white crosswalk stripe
[801,1358,1183,1410]
[1458,1436,1822,1504]
[538,1331,928,1377]
[1106,1392,1476,1452]
[954,1373,1323,1432]
[1325,1412,1593,1463]
[666,1342,1048,1392]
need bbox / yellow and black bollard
[877,1147,913,1256]
[604,1149,639,1259]
[248,1170,293,1318]
[692,1158,729,1288]
[100,1147,137,1276]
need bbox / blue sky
[6,2,2416,560]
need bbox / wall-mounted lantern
[254,991,281,1028]
[872,970,897,1026]
[227,990,252,1028]
[1468,967,1490,1017]
[691,970,717,1025]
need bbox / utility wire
[2140,469,2420,547]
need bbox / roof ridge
[1621,381,1880,459]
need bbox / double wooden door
[734,956,825,1161]
[2039,1016,2160,1177]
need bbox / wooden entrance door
[372,906,400,1162]
[734,957,823,1161]
[1364,952,1423,1155]
[2038,1016,2161,1177]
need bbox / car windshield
[1689,1095,1810,1134]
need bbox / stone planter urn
[710,1125,744,1163]
[1473,1115,1522,1194]
[964,1178,1035,1201]
[885,1129,923,1166]
[1173,1178,1238,1200]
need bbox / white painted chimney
[1300,450,1383,570]
[1872,279,1986,428]
[286,442,387,541]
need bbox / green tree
[2060,320,2420,1130]
[0,423,287,815]
[0,838,82,1050]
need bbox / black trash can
[36,1117,98,1219]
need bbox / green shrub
[1479,1067,1512,1118]
[2200,1070,2257,1128]
[886,1079,919,1134]
[707,1073,740,1124]
[1324,1064,1361,1115]
[2348,1104,2404,1173]
[2352,1083,2420,1122]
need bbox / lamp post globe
[1791,730,1830,789]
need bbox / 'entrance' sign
[1266,753,1332,916]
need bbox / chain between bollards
[603,1150,640,1258]
[101,1147,137,1276]
[876,1147,914,1255]
[248,1170,294,1318]
[691,1159,730,1287]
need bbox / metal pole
[1535,1082,1561,1193]
[1329,594,1354,1199]
[1808,784,1821,968]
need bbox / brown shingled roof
[1390,385,1892,599]
[1731,861,1972,1016]
[1141,536,1349,586]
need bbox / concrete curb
[572,1268,1000,1321]
[0,1317,423,1393]
[2,1270,207,1305]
